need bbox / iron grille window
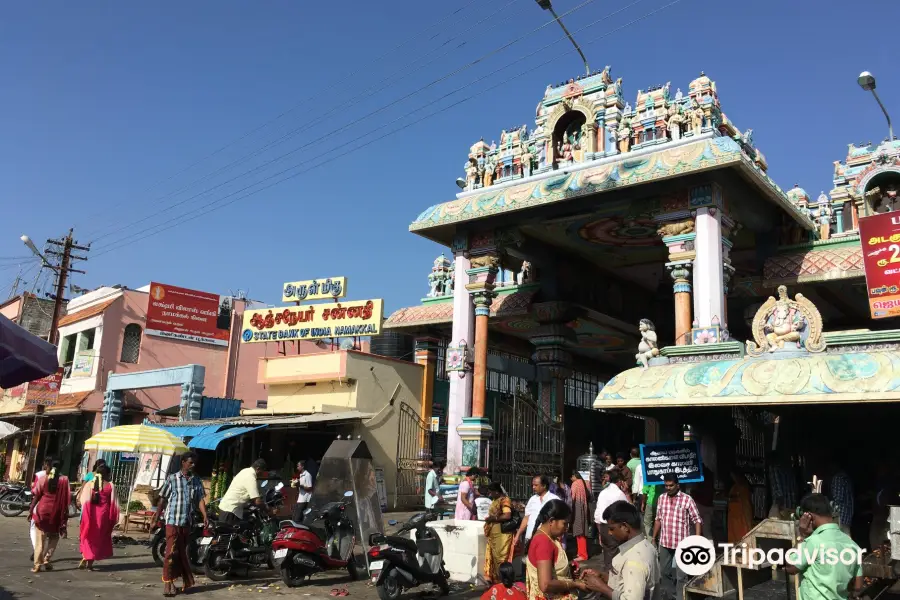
[435,338,449,381]
[120,324,142,364]
[487,349,530,394]
[564,370,604,409]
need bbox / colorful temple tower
[384,67,900,502]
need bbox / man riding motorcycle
[217,459,274,524]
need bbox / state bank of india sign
[240,299,384,343]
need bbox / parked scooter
[201,481,284,581]
[367,511,449,600]
[272,490,364,587]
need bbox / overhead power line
[85,0,600,244]
[76,0,486,236]
[90,0,682,260]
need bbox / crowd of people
[429,445,866,600]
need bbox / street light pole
[858,71,895,142]
[536,0,590,76]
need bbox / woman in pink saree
[79,465,119,570]
[30,461,71,572]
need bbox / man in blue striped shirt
[151,452,208,597]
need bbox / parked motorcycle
[201,481,284,581]
[0,482,80,518]
[0,485,31,517]
[367,510,449,600]
[151,504,218,574]
[272,490,364,587]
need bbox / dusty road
[0,513,477,600]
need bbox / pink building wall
[77,289,272,421]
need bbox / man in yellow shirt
[218,459,270,525]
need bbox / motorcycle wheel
[0,493,24,518]
[204,551,232,582]
[188,533,204,575]
[280,560,308,588]
[376,571,403,600]
[150,532,166,568]
[437,577,450,597]
[347,555,364,581]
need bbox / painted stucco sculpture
[746,285,825,357]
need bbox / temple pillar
[180,382,204,421]
[459,254,499,468]
[445,235,476,472]
[667,262,693,345]
[835,206,844,234]
[660,225,696,346]
[101,389,124,431]
[530,302,576,421]
[691,184,726,328]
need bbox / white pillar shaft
[693,208,725,328]
[447,252,475,472]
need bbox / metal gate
[395,402,432,508]
[489,391,564,502]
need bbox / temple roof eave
[409,137,814,244]
[594,347,900,409]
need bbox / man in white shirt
[514,475,560,547]
[594,469,628,574]
[291,460,314,523]
[632,461,645,504]
[219,459,269,524]
[424,461,443,510]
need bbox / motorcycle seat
[383,535,418,552]
[213,523,248,534]
[279,520,310,530]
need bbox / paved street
[0,514,477,600]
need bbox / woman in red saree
[79,465,119,570]
[569,471,591,561]
[30,460,71,572]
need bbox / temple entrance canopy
[387,67,866,474]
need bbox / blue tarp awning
[188,425,267,451]
[150,423,228,439]
[0,314,59,388]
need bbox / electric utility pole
[23,229,89,484]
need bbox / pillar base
[458,417,493,469]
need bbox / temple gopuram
[381,66,900,531]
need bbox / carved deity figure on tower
[521,146,535,177]
[636,319,659,369]
[617,118,632,153]
[666,105,684,141]
[558,138,574,164]
[483,159,497,187]
[690,105,704,135]
[516,261,532,285]
[465,161,479,191]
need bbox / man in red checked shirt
[652,472,703,600]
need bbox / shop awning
[0,314,59,388]
[188,425,267,451]
[149,423,230,439]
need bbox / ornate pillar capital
[666,261,692,294]
[466,254,500,317]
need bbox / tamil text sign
[146,282,232,346]
[859,212,900,319]
[25,369,64,407]
[282,277,346,303]
[640,441,703,485]
[240,299,383,343]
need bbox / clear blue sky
[1,0,896,314]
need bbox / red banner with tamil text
[145,282,232,346]
[859,212,900,319]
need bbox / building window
[121,324,142,364]
[256,400,268,409]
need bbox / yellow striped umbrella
[83,424,189,454]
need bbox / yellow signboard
[282,277,346,303]
[241,299,383,343]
